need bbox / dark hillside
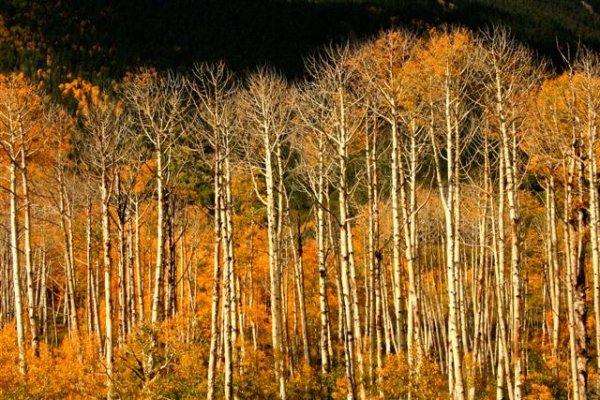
[0,0,598,93]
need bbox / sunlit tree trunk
[134,196,145,323]
[206,155,222,400]
[545,177,560,370]
[58,170,79,337]
[365,116,378,387]
[151,142,165,324]
[241,70,291,400]
[402,122,422,370]
[265,121,287,400]
[390,104,405,353]
[588,100,600,394]
[496,79,523,400]
[428,69,466,400]
[19,126,39,357]
[101,168,115,399]
[290,216,310,366]
[316,136,330,374]
[127,205,136,328]
[10,149,27,375]
[221,168,234,400]
[223,154,238,371]
[116,173,128,344]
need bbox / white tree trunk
[10,156,27,375]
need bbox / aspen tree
[0,78,27,375]
[124,70,187,324]
[479,28,543,400]
[362,108,383,393]
[0,74,46,367]
[190,62,239,400]
[79,98,130,399]
[118,140,147,331]
[577,52,600,393]
[532,66,591,400]
[303,44,367,399]
[416,29,476,400]
[286,211,310,367]
[356,31,420,355]
[294,89,335,374]
[241,68,293,400]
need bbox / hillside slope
[0,0,598,92]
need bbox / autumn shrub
[113,323,176,397]
[235,347,279,399]
[377,353,448,400]
[112,317,213,399]
[145,318,208,399]
[0,323,26,399]
[0,330,104,399]
[32,336,104,398]
[286,362,332,399]
[523,348,568,400]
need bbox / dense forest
[3,1,600,400]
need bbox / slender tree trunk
[134,196,145,323]
[101,169,114,399]
[59,171,79,337]
[573,138,588,399]
[219,162,234,400]
[291,217,310,366]
[19,135,38,357]
[546,177,560,371]
[127,205,136,329]
[429,74,466,400]
[207,157,223,400]
[316,136,330,374]
[497,84,523,400]
[10,155,27,375]
[365,119,378,386]
[402,123,422,371]
[223,154,238,371]
[589,115,600,393]
[264,127,287,400]
[151,145,165,324]
[390,109,405,352]
[116,174,128,344]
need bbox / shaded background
[1,0,599,93]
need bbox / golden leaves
[59,77,105,114]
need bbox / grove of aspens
[3,26,600,400]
